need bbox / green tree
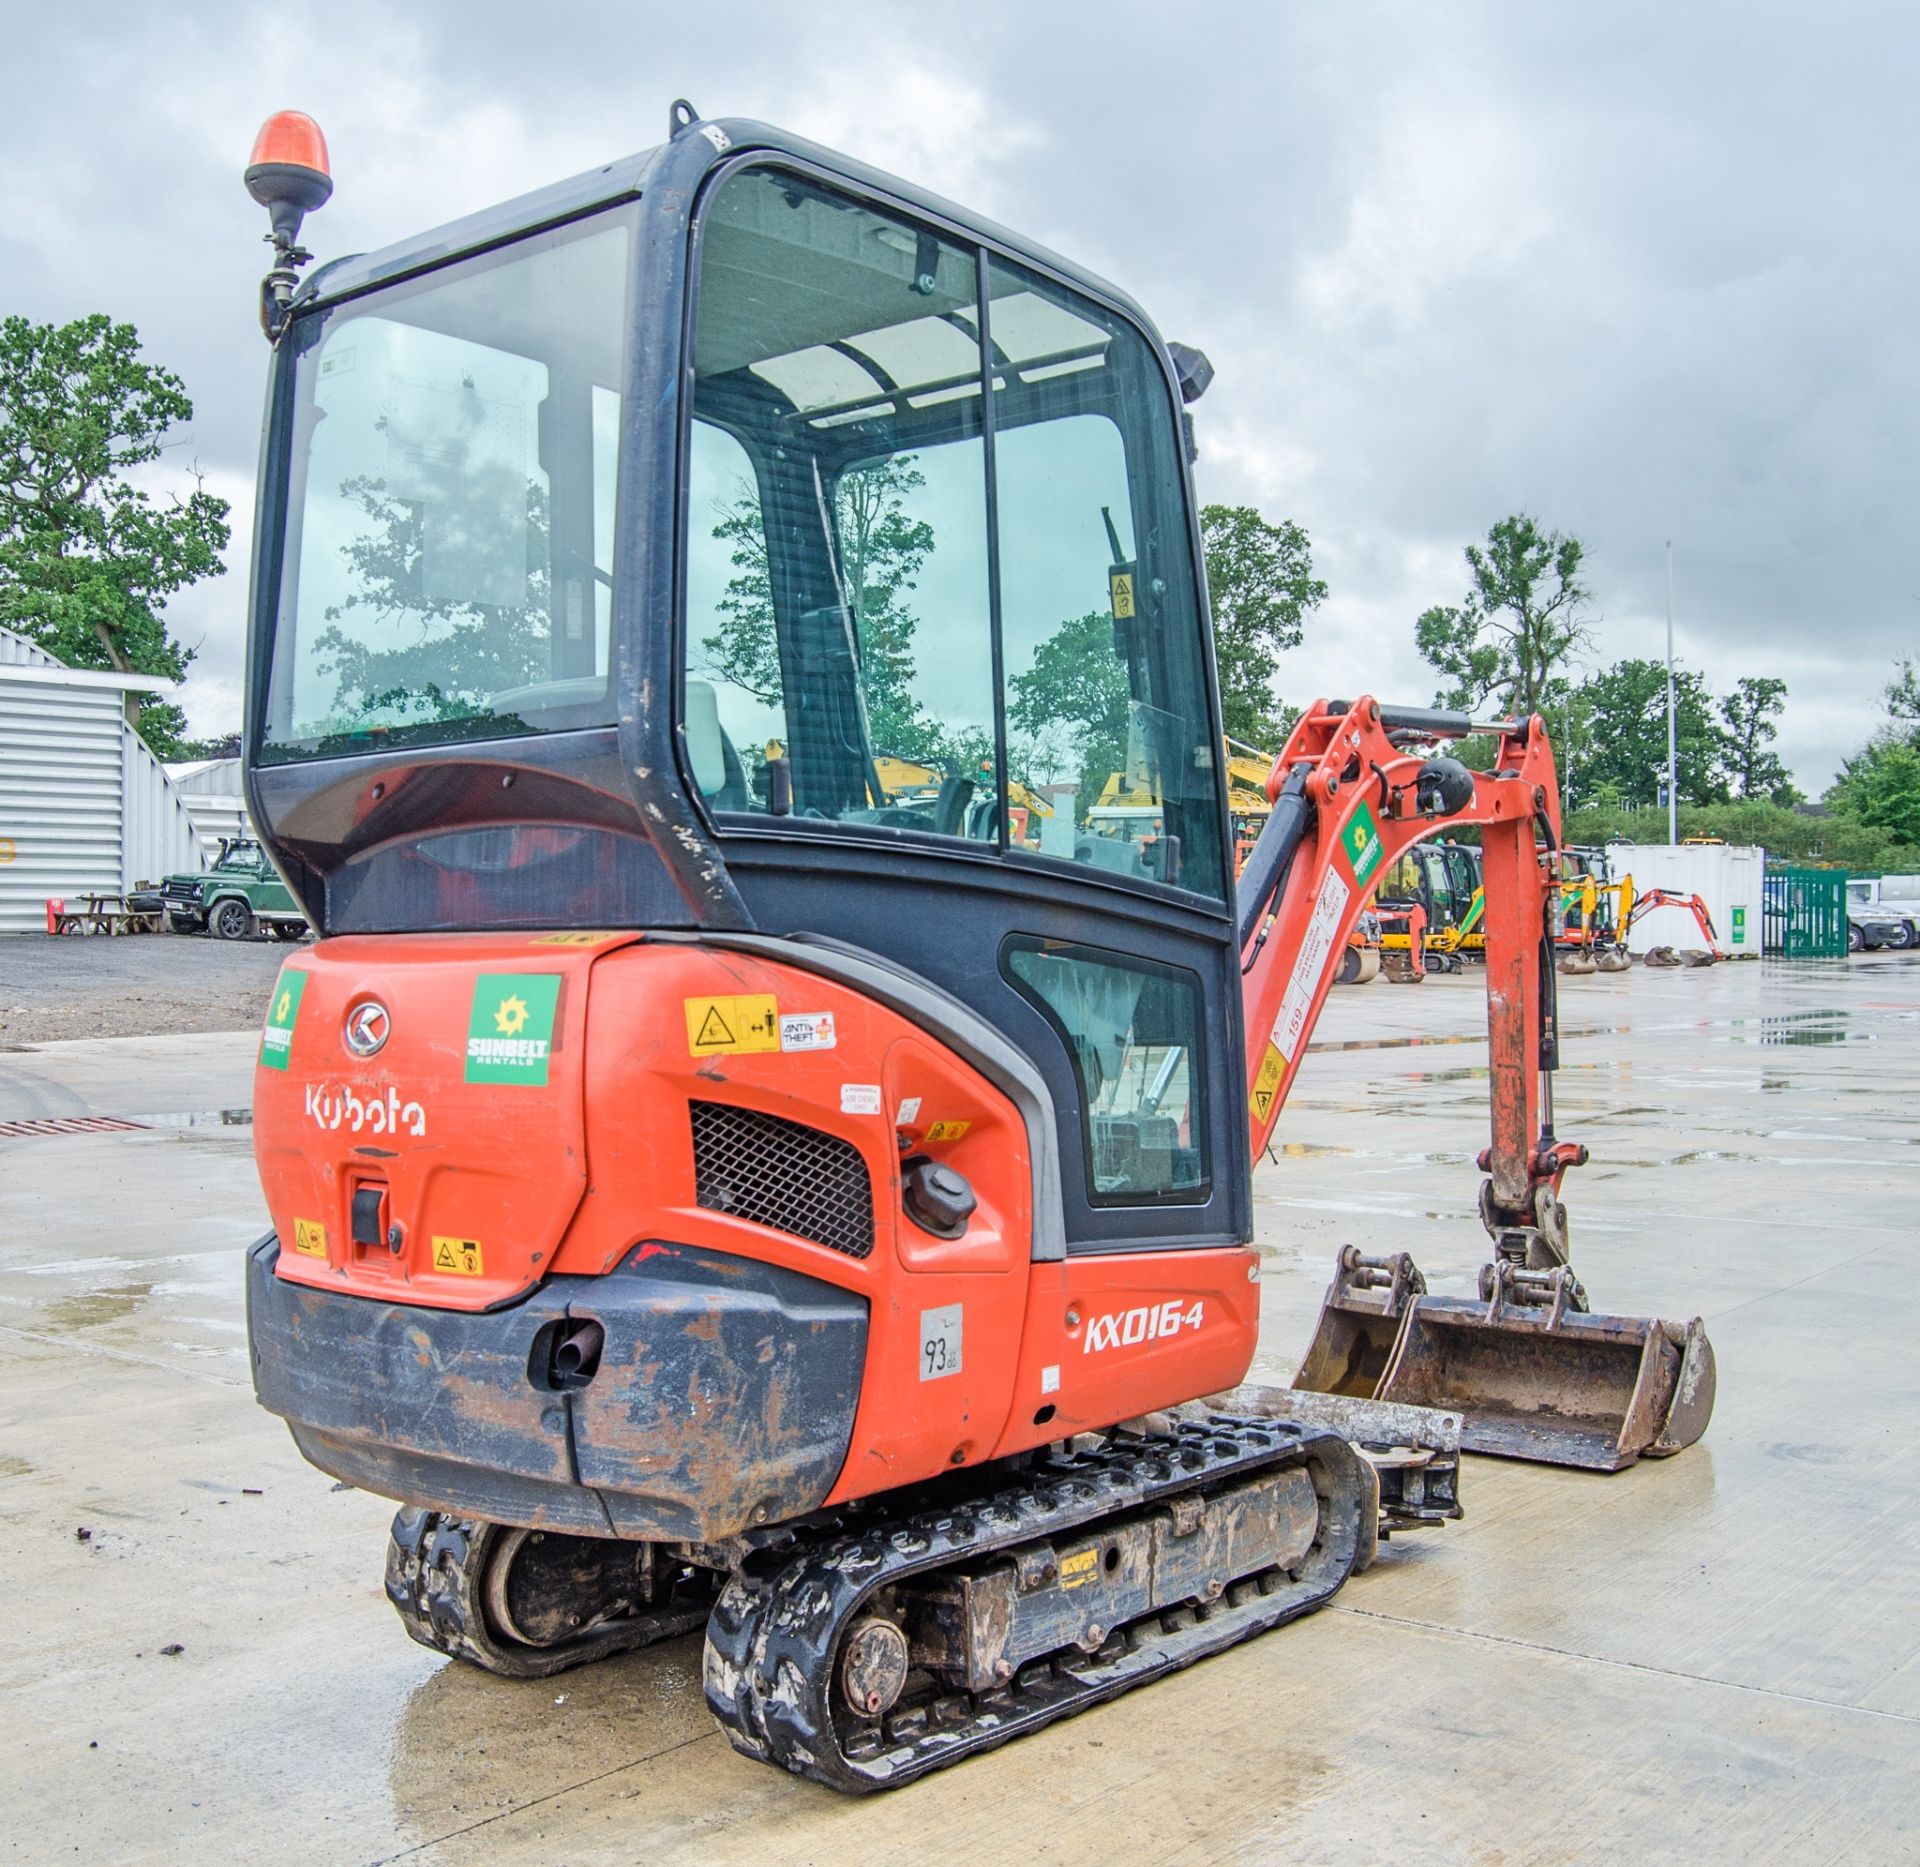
[1830,737,1920,846]
[1009,610,1133,814]
[699,456,943,761]
[1199,503,1325,747]
[1567,657,1726,809]
[1416,514,1592,729]
[1563,797,1919,871]
[1887,657,1920,729]
[0,313,229,754]
[1718,675,1799,803]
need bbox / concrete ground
[1,950,1916,1864]
[1,930,291,1045]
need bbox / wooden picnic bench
[48,892,163,937]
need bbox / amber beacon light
[246,110,332,342]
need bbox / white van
[1847,876,1920,947]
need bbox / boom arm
[1238,696,1585,1266]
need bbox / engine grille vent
[689,1100,875,1259]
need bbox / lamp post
[1666,540,1678,845]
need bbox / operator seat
[683,678,751,810]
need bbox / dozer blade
[1205,1383,1464,1545]
[1291,1247,1424,1399]
[1376,1269,1716,1471]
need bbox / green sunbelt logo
[466,974,562,1085]
[260,969,307,1072]
[1344,802,1383,886]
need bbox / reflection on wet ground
[41,1282,153,1331]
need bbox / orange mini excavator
[238,105,1713,1790]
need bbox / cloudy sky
[5,1,1913,788]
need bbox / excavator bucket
[1291,1248,1424,1400]
[1376,1268,1717,1471]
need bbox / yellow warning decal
[1109,570,1136,621]
[1249,1044,1286,1125]
[292,1218,328,1258]
[685,994,780,1056]
[1059,1548,1101,1590]
[432,1236,484,1276]
[926,1119,972,1143]
[530,930,621,947]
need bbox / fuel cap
[903,1160,976,1239]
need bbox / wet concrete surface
[1,953,1916,1862]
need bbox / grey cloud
[2,0,1912,782]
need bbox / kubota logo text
[1083,1299,1205,1354]
[305,1082,426,1138]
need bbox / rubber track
[702,1416,1370,1792]
[385,1509,715,1679]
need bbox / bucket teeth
[1293,1250,1716,1472]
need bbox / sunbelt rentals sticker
[466,974,561,1086]
[260,969,307,1072]
[1342,801,1384,886]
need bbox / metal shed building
[0,625,205,934]
[164,756,250,856]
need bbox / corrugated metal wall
[0,629,59,668]
[0,675,126,931]
[166,758,249,856]
[0,625,208,931]
[122,724,208,891]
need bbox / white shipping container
[1603,843,1766,958]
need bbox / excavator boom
[1238,698,1716,1470]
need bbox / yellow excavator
[1375,841,1484,975]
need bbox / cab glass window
[682,168,1225,897]
[1003,936,1209,1204]
[684,167,997,837]
[989,259,1224,899]
[262,208,633,761]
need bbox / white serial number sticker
[920,1305,962,1381]
[1270,866,1351,1064]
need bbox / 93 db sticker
[919,1305,962,1381]
[466,974,561,1085]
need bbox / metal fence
[1762,867,1848,957]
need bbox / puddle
[141,1108,254,1129]
[1308,1025,1627,1055]
[40,1282,153,1330]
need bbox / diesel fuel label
[465,974,562,1086]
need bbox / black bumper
[246,1237,867,1541]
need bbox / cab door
[677,159,1247,1254]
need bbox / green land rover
[157,837,309,941]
